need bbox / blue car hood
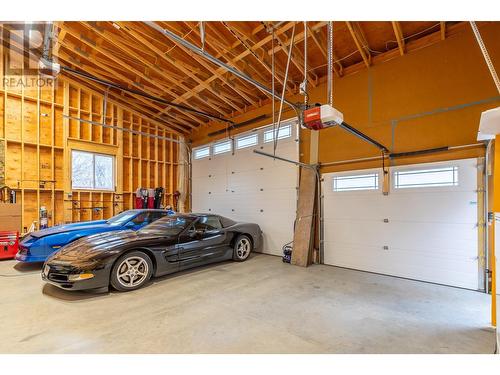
[30,220,109,239]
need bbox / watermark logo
[1,22,57,89]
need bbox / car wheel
[110,251,153,292]
[233,235,252,262]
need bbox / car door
[177,216,228,270]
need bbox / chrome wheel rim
[117,256,149,288]
[236,238,251,260]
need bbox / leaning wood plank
[291,167,317,267]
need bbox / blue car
[15,209,172,263]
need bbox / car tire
[233,235,252,262]
[110,251,153,292]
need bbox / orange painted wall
[190,22,500,173]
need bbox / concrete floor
[0,253,495,354]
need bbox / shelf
[5,139,63,150]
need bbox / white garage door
[322,158,480,290]
[192,121,298,255]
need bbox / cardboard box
[0,203,22,232]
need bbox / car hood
[30,220,109,239]
[48,230,173,265]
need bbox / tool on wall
[173,190,181,211]
[154,188,164,209]
[39,206,48,230]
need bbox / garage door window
[263,124,292,143]
[394,166,458,189]
[213,140,232,155]
[194,146,210,160]
[333,173,379,192]
[72,150,115,191]
[236,134,258,149]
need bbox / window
[213,140,232,155]
[194,146,210,159]
[333,173,379,192]
[191,216,222,232]
[150,211,172,221]
[394,166,458,189]
[236,133,258,149]
[139,217,193,236]
[131,212,151,225]
[72,150,114,191]
[264,124,292,143]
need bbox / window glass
[213,140,232,155]
[394,166,458,189]
[139,216,193,236]
[94,154,114,190]
[199,216,222,230]
[194,146,210,159]
[236,134,258,149]
[150,211,171,221]
[71,151,94,189]
[263,124,292,143]
[132,212,151,225]
[72,150,115,191]
[107,211,138,225]
[333,173,379,191]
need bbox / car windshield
[106,211,139,226]
[139,216,193,236]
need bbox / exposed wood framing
[346,21,371,67]
[392,21,405,56]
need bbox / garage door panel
[385,192,478,223]
[322,158,480,290]
[228,168,297,191]
[388,221,477,250]
[193,123,298,255]
[325,242,477,289]
[323,219,389,248]
[323,194,388,221]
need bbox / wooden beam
[143,21,298,107]
[307,25,342,77]
[117,22,254,120]
[440,21,446,40]
[267,21,327,55]
[61,23,230,119]
[391,21,405,56]
[56,34,205,128]
[57,45,197,131]
[340,21,468,76]
[269,23,318,87]
[81,21,242,115]
[345,21,370,67]
[220,22,295,94]
[291,167,317,267]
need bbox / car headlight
[68,273,95,282]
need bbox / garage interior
[0,20,499,354]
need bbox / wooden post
[291,166,317,267]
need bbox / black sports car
[41,213,262,292]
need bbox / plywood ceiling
[52,21,466,134]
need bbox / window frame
[213,139,232,155]
[236,133,259,150]
[263,123,292,143]
[332,172,380,192]
[71,149,115,192]
[193,146,211,160]
[393,166,459,190]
